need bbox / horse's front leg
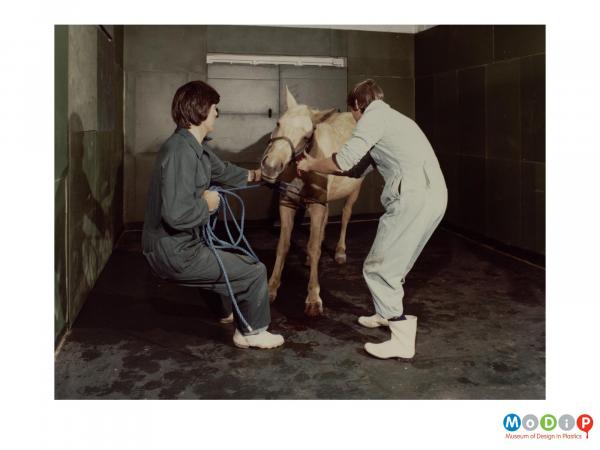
[305,204,328,265]
[335,183,361,264]
[304,203,327,316]
[268,204,297,303]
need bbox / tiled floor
[55,221,545,399]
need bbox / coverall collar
[175,127,212,158]
[364,99,389,114]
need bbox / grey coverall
[142,128,270,334]
[334,100,448,319]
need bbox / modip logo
[504,414,521,432]
[578,414,594,439]
[503,413,593,440]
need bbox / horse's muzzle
[261,161,284,182]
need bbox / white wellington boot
[358,313,389,328]
[364,315,417,359]
[233,329,285,349]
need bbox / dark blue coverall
[142,128,270,334]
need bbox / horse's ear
[285,86,298,109]
[311,108,337,124]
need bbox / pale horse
[260,88,369,316]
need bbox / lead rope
[202,180,312,333]
[201,184,262,333]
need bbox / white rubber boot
[364,315,417,359]
[219,313,234,324]
[233,329,284,349]
[358,313,389,328]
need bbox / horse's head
[261,87,336,183]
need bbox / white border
[3,0,600,449]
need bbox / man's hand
[296,152,315,176]
[202,190,220,212]
[248,168,262,182]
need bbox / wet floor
[55,221,545,399]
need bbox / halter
[261,130,323,204]
[265,131,314,164]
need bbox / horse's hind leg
[268,204,297,303]
[335,183,361,264]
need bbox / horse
[260,87,367,316]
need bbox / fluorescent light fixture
[207,53,346,67]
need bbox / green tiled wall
[55,25,124,343]
[416,25,545,255]
[55,26,68,342]
[207,26,332,56]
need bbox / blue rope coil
[201,184,262,333]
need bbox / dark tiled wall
[206,26,415,118]
[58,26,125,342]
[207,26,338,57]
[124,26,415,223]
[416,25,545,255]
[346,30,414,118]
[55,26,69,342]
[345,29,414,217]
[124,25,208,223]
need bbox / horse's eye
[276,122,280,127]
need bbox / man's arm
[342,152,375,178]
[298,108,384,175]
[297,152,374,178]
[334,108,384,172]
[300,155,342,175]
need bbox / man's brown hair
[171,80,220,128]
[346,79,384,113]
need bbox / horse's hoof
[304,301,323,317]
[268,290,278,303]
[334,252,347,264]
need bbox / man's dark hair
[171,80,220,128]
[346,79,384,113]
